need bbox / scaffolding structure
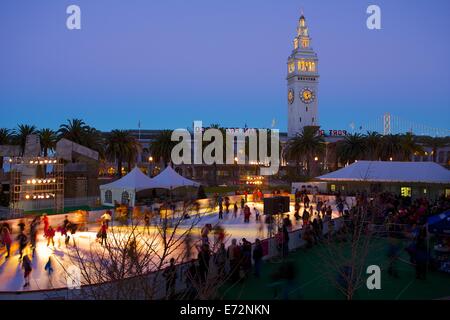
[10,156,64,215]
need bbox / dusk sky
[0,0,449,132]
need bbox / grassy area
[222,238,450,300]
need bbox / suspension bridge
[349,113,450,137]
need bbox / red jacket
[2,229,11,245]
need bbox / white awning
[146,166,200,190]
[100,167,154,192]
[316,161,450,184]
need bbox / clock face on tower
[288,89,295,104]
[300,87,315,104]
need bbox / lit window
[401,187,412,197]
[294,39,299,49]
[105,190,112,204]
[330,184,336,192]
[288,62,295,73]
[121,191,130,204]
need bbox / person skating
[233,202,238,219]
[144,210,151,234]
[16,230,28,259]
[302,208,310,227]
[30,217,39,257]
[224,196,230,214]
[46,226,55,247]
[243,205,251,223]
[294,201,301,221]
[254,206,260,221]
[42,213,49,236]
[22,254,32,288]
[98,221,108,246]
[1,224,12,259]
[44,256,54,286]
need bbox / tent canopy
[316,161,450,184]
[100,167,154,192]
[146,166,200,190]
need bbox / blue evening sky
[0,0,449,132]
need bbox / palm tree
[14,124,37,155]
[105,130,141,177]
[379,134,403,161]
[0,128,12,171]
[336,133,367,164]
[285,126,324,177]
[38,128,58,157]
[421,136,449,162]
[365,131,382,160]
[83,126,106,158]
[149,130,176,168]
[58,119,89,145]
[399,133,423,161]
[125,137,142,172]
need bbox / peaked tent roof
[100,167,155,192]
[146,166,200,189]
[316,161,450,184]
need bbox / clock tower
[287,14,319,137]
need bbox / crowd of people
[0,211,113,288]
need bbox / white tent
[316,161,450,184]
[146,166,200,190]
[100,167,155,207]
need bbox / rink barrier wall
[0,215,345,300]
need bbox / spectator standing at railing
[214,243,227,277]
[241,238,252,278]
[197,244,210,284]
[253,239,263,278]
[163,258,177,299]
[227,239,241,282]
